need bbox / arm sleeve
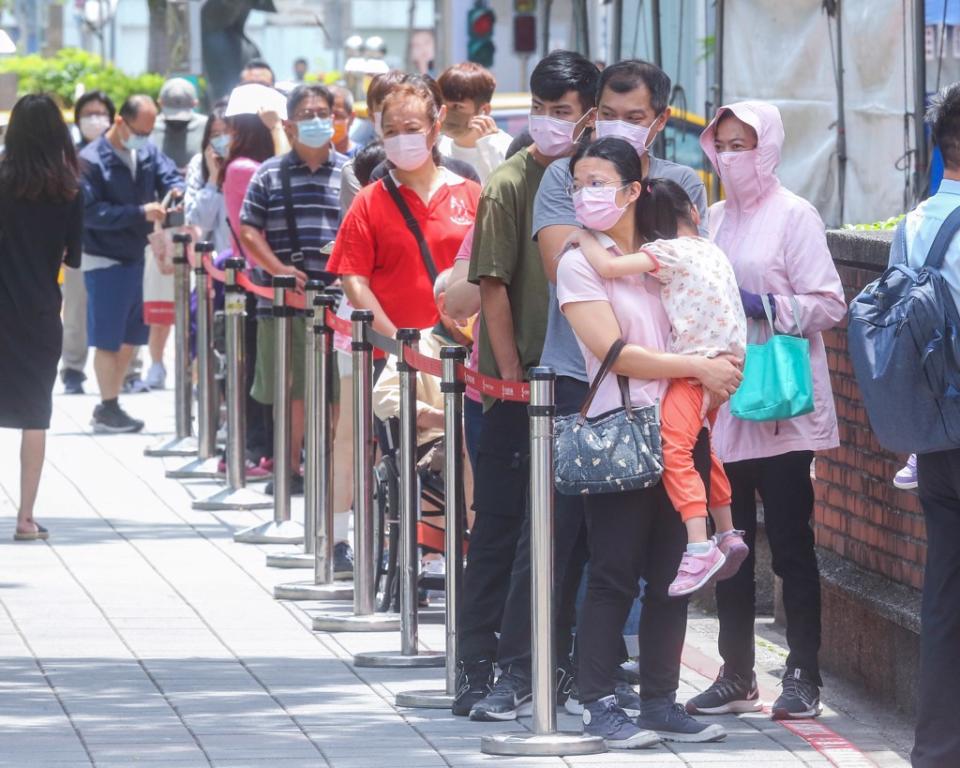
[339,160,362,214]
[556,249,609,308]
[467,195,518,284]
[184,156,224,234]
[772,203,847,336]
[532,160,576,238]
[64,194,84,268]
[239,168,269,231]
[638,240,681,283]
[81,164,144,231]
[327,189,375,277]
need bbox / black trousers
[717,450,821,683]
[577,430,710,704]
[912,449,960,768]
[495,377,591,670]
[457,400,530,665]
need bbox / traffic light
[467,1,495,68]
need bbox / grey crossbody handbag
[554,339,664,496]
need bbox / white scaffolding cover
[722,0,918,226]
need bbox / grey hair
[330,84,355,114]
[433,267,452,303]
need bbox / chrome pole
[194,258,270,511]
[396,345,467,706]
[312,310,399,632]
[234,275,304,544]
[166,241,221,479]
[482,367,605,757]
[145,232,197,457]
[354,329,443,668]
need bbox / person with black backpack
[237,83,346,496]
[849,84,960,768]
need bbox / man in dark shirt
[79,95,183,434]
[239,83,345,495]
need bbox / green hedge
[0,48,165,109]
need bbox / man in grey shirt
[528,59,710,729]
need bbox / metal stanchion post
[355,329,444,667]
[167,242,221,479]
[193,258,271,511]
[312,310,400,632]
[145,232,198,457]
[234,275,305,544]
[482,368,605,757]
[397,345,467,705]
[274,293,352,600]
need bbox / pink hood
[700,101,846,463]
[700,101,784,212]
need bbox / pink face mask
[595,119,655,156]
[383,132,432,171]
[716,149,760,201]
[528,114,585,157]
[573,185,629,231]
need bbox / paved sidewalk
[0,388,913,768]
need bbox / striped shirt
[240,148,345,307]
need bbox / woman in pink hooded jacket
[684,102,845,721]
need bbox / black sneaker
[452,659,494,717]
[62,369,85,395]
[636,700,726,743]
[772,667,822,720]
[91,403,144,434]
[333,542,354,579]
[685,667,762,715]
[469,665,532,721]
[265,474,305,496]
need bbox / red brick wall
[814,263,926,590]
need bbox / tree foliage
[0,48,165,108]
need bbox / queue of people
[0,47,956,767]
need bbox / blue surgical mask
[123,132,149,152]
[210,134,231,157]
[297,117,334,148]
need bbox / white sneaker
[145,362,166,390]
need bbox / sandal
[14,524,49,541]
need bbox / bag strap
[225,216,250,263]
[383,174,439,282]
[760,294,805,337]
[279,154,304,266]
[578,340,634,422]
[924,205,960,270]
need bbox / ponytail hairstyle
[634,178,696,242]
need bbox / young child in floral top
[569,178,749,596]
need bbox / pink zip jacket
[699,101,845,463]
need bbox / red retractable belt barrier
[200,258,531,403]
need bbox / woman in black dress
[0,94,84,541]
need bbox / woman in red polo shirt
[328,77,481,341]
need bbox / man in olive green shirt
[456,50,600,721]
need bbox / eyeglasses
[565,179,627,196]
[293,110,331,121]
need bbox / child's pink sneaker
[714,530,749,581]
[668,542,726,597]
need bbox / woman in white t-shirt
[556,137,741,747]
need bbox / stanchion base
[215,471,270,485]
[144,435,197,458]
[480,732,606,757]
[312,613,401,632]
[165,456,222,480]
[192,486,272,511]
[395,689,454,709]
[265,551,313,568]
[353,651,445,668]
[233,520,304,545]
[273,581,353,601]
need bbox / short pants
[84,261,149,352]
[252,316,340,405]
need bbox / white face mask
[383,132,432,171]
[79,114,111,142]
[594,118,657,156]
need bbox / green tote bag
[730,296,814,422]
